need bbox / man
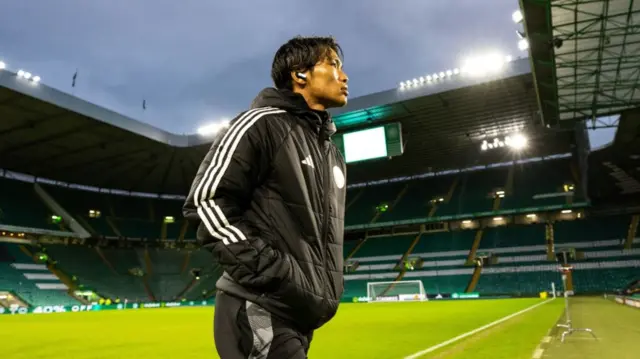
[183,36,349,358]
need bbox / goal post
[366,280,428,302]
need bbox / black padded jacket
[183,88,346,332]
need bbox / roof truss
[523,0,640,126]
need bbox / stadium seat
[343,214,640,300]
[345,182,406,226]
[554,215,629,244]
[0,243,80,306]
[376,176,453,222]
[437,168,507,216]
[501,159,576,209]
[0,178,60,230]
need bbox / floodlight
[561,209,572,214]
[17,70,25,77]
[510,133,528,149]
[461,53,506,77]
[493,217,504,221]
[518,39,529,51]
[32,76,41,83]
[398,51,507,89]
[505,55,513,62]
[0,61,5,70]
[512,10,523,23]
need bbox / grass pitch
[0,298,567,358]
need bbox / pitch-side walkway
[541,297,640,359]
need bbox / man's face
[305,49,349,109]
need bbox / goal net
[366,280,427,302]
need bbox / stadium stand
[0,242,80,306]
[40,243,219,302]
[1,56,638,310]
[343,213,639,299]
[0,177,60,230]
[345,157,581,227]
[1,168,633,306]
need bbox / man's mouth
[341,87,349,96]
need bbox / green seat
[0,178,58,230]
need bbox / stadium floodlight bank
[366,280,427,303]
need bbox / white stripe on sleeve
[193,107,286,244]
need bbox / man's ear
[291,71,307,87]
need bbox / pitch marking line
[403,299,554,359]
[531,334,553,358]
[532,347,545,359]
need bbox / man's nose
[340,72,349,83]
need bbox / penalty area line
[403,299,554,359]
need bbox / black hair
[271,36,343,90]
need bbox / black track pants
[214,291,313,359]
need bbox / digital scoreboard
[332,122,403,164]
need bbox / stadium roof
[588,107,640,204]
[335,59,574,183]
[521,0,640,127]
[0,58,575,194]
[0,70,210,196]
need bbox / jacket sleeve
[183,108,290,291]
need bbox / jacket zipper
[320,143,331,262]
[319,132,332,318]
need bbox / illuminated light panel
[512,10,523,23]
[399,51,515,90]
[16,68,41,83]
[481,133,528,152]
[518,39,529,51]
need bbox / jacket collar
[250,87,336,138]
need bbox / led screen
[343,126,388,163]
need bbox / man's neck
[294,89,326,112]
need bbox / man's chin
[329,97,348,108]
